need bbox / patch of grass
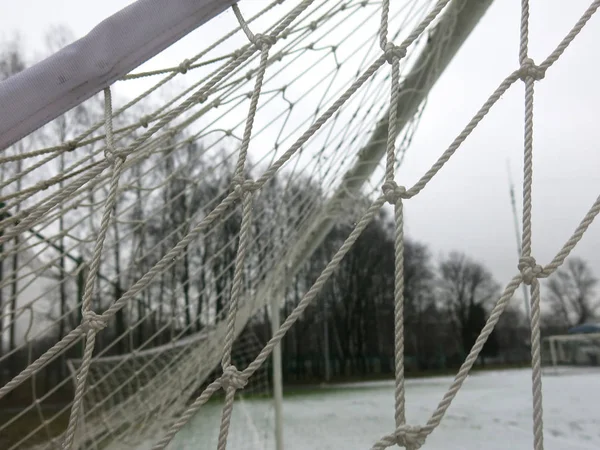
[0,406,69,450]
[0,379,73,449]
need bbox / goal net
[0,0,599,450]
[543,332,600,370]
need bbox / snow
[164,368,600,449]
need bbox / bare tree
[39,25,100,360]
[546,257,599,329]
[438,252,499,358]
[402,238,437,369]
[494,303,530,363]
[0,35,25,81]
[0,36,26,367]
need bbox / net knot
[219,365,247,390]
[232,176,258,197]
[65,140,78,152]
[139,115,150,128]
[519,58,545,81]
[394,425,426,449]
[518,256,544,285]
[104,148,125,165]
[384,43,407,64]
[81,311,107,333]
[40,180,53,190]
[178,59,191,74]
[382,180,409,204]
[253,33,276,50]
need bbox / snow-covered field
[166,368,600,449]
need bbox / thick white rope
[213,7,273,450]
[369,0,600,448]
[516,1,545,449]
[379,0,419,447]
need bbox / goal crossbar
[0,0,237,151]
[544,332,600,343]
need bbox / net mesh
[0,0,599,449]
[543,333,600,369]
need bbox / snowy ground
[164,368,600,450]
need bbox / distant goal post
[543,332,600,369]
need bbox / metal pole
[270,291,284,450]
[323,299,331,382]
[76,258,87,357]
[548,337,557,371]
[506,160,531,319]
[284,0,495,270]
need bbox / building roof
[568,323,600,335]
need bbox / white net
[543,332,600,369]
[0,0,599,450]
[63,328,272,450]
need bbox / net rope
[0,0,599,449]
[0,1,434,447]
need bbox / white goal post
[0,0,237,151]
[0,0,600,450]
[544,332,600,369]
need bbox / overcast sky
[1,0,599,314]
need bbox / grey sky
[1,0,599,314]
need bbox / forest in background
[0,29,599,409]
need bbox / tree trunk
[196,247,206,332]
[137,294,146,349]
[182,246,192,335]
[9,235,18,375]
[9,155,23,376]
[135,165,146,348]
[113,212,126,354]
[58,203,67,377]
[0,216,5,364]
[76,260,86,357]
[158,268,165,344]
